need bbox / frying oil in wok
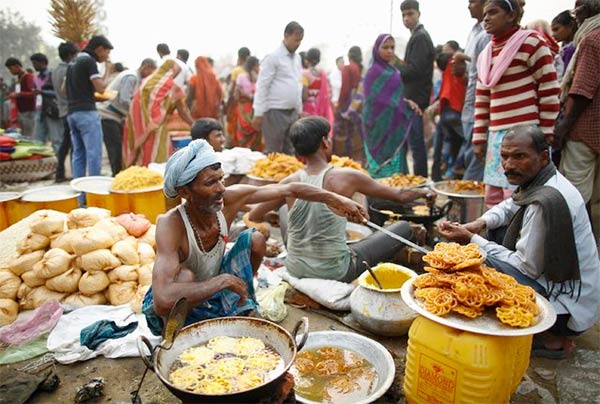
[291,346,378,403]
[168,336,284,395]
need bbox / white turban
[163,139,220,198]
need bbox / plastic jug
[404,316,532,404]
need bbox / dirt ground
[5,304,596,404]
[1,151,599,404]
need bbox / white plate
[70,176,114,195]
[400,277,557,336]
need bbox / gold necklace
[185,205,220,254]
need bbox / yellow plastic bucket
[70,176,130,216]
[0,192,21,230]
[19,185,81,215]
[112,186,166,224]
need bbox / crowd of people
[1,0,599,359]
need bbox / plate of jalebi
[330,155,370,175]
[377,174,429,189]
[400,242,556,336]
[246,153,305,182]
[432,180,485,198]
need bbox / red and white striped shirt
[473,30,560,144]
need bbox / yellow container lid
[0,192,22,203]
[20,185,80,202]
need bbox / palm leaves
[48,0,97,43]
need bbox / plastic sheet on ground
[0,335,48,365]
[0,301,63,346]
[46,304,160,364]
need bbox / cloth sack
[275,268,356,311]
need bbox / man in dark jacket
[395,0,435,178]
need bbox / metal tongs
[363,219,430,255]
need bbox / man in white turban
[143,139,367,334]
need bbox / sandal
[531,335,568,360]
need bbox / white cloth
[253,42,302,116]
[275,267,356,311]
[329,68,342,104]
[471,171,600,332]
[160,55,191,90]
[47,305,161,364]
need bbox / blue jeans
[432,108,463,181]
[34,111,64,154]
[461,121,485,181]
[67,110,103,178]
[406,116,428,177]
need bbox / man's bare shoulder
[324,167,363,195]
[156,206,185,232]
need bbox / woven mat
[0,157,57,183]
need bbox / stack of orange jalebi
[413,242,539,328]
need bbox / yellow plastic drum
[20,185,81,214]
[112,186,166,224]
[0,192,21,230]
[404,316,532,404]
[70,176,129,216]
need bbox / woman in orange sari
[123,59,193,166]
[234,56,263,150]
[187,56,224,120]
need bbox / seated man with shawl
[249,117,436,282]
[439,125,600,359]
[143,139,366,334]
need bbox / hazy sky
[2,0,575,75]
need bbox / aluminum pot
[431,181,485,223]
[350,264,418,336]
[138,316,308,403]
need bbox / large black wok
[368,198,453,227]
[138,316,308,403]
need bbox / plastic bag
[0,300,63,345]
[256,282,289,323]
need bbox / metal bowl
[244,174,279,186]
[294,331,395,404]
[431,180,486,223]
[346,222,373,244]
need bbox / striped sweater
[473,30,560,144]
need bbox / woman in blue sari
[362,34,421,178]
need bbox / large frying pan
[138,316,308,403]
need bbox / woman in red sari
[234,56,263,150]
[187,56,224,120]
[333,46,365,164]
[123,59,193,166]
[301,48,334,129]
